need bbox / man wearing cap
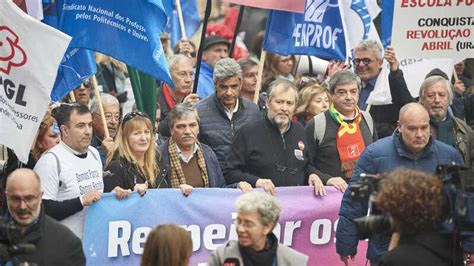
[196,58,261,170]
[196,35,230,99]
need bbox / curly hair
[375,168,443,235]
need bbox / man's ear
[60,124,68,137]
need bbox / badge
[298,140,305,151]
[294,149,304,160]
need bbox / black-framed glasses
[7,193,42,206]
[275,163,298,175]
[352,58,372,66]
[122,111,149,125]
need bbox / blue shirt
[358,75,378,111]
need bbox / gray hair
[235,192,281,227]
[90,93,119,114]
[419,76,453,105]
[168,54,194,72]
[167,103,200,129]
[328,70,361,93]
[354,40,383,60]
[267,79,299,103]
[213,58,242,84]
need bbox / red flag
[224,0,305,13]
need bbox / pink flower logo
[0,26,27,75]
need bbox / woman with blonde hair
[293,84,331,126]
[141,224,193,266]
[104,111,159,199]
[261,52,297,92]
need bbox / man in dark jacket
[5,168,85,265]
[336,103,466,265]
[419,75,474,168]
[225,79,329,196]
[158,104,251,195]
[196,58,261,170]
[353,40,413,138]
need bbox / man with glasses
[157,54,200,137]
[34,103,103,239]
[5,168,85,265]
[90,93,120,165]
[353,40,413,137]
[196,58,261,170]
[225,79,324,196]
[305,70,377,195]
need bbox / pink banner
[224,0,306,13]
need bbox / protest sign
[224,0,306,13]
[60,0,174,86]
[42,0,97,102]
[0,0,70,163]
[84,187,368,266]
[263,0,346,60]
[391,1,474,59]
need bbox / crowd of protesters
[1,3,474,265]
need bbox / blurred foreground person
[141,224,192,266]
[209,192,308,266]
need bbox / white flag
[0,0,71,163]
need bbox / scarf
[168,138,210,188]
[162,83,177,109]
[328,104,366,179]
[430,115,454,147]
[240,233,278,266]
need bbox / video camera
[0,216,36,265]
[350,165,474,240]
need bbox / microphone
[9,243,36,254]
[223,258,240,266]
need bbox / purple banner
[83,187,368,265]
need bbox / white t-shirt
[34,142,103,239]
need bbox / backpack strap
[313,112,327,143]
[361,111,374,136]
[45,151,61,179]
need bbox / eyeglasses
[104,112,121,121]
[234,219,257,230]
[275,163,298,175]
[352,58,372,66]
[7,193,42,206]
[122,111,149,125]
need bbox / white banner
[391,1,474,59]
[367,58,455,105]
[0,0,71,163]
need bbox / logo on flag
[304,0,330,23]
[0,26,27,74]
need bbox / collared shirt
[175,143,199,163]
[224,98,239,120]
[358,75,378,111]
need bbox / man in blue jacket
[336,102,466,265]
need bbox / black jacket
[104,157,155,192]
[380,232,463,266]
[224,117,311,187]
[12,208,85,266]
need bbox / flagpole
[69,92,76,102]
[253,49,267,104]
[175,0,187,40]
[91,76,110,139]
[229,5,245,58]
[192,0,212,94]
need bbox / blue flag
[59,0,174,86]
[42,0,97,101]
[263,0,346,60]
[165,0,201,47]
[381,0,394,48]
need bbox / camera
[351,165,474,240]
[0,216,36,264]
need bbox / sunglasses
[122,111,149,126]
[275,163,298,175]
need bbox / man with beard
[90,93,120,165]
[157,54,200,137]
[34,103,103,239]
[196,58,261,170]
[225,79,327,195]
[5,169,85,265]
[157,104,251,195]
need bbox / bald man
[336,103,464,265]
[5,169,85,265]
